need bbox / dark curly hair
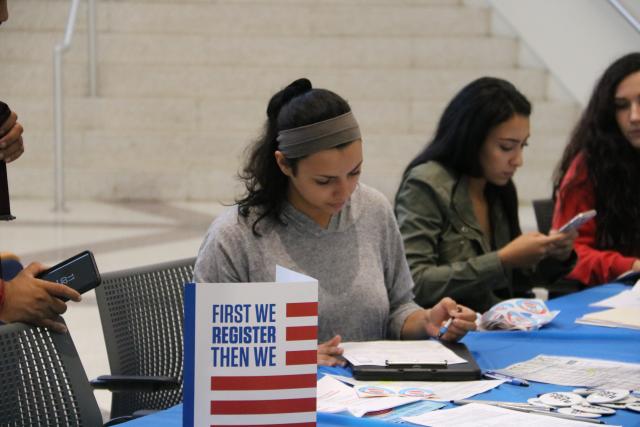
[236,78,352,235]
[553,52,640,255]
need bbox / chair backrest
[532,198,555,234]
[95,257,195,418]
[0,322,103,426]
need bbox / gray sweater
[194,184,421,342]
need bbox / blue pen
[437,318,453,339]
[483,370,529,387]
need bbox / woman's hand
[427,298,477,341]
[401,298,476,341]
[498,232,565,268]
[317,335,345,367]
[546,229,578,261]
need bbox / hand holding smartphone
[558,209,596,233]
[36,250,101,301]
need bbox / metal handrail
[608,0,640,33]
[53,0,97,212]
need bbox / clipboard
[351,341,481,381]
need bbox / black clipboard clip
[385,359,449,369]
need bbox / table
[121,284,640,426]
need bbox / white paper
[326,374,504,402]
[316,376,421,417]
[576,306,640,329]
[340,340,466,366]
[590,282,640,308]
[402,403,620,427]
[497,355,640,390]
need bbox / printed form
[497,355,640,390]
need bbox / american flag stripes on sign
[184,269,319,427]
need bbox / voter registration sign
[184,266,319,427]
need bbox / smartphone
[558,209,597,233]
[36,250,101,301]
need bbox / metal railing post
[53,0,96,212]
[88,0,97,97]
[53,46,66,212]
[608,0,640,33]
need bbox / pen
[452,400,604,424]
[482,370,529,387]
[437,318,453,339]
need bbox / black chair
[0,321,135,426]
[532,198,555,234]
[94,257,195,419]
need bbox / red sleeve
[552,153,636,285]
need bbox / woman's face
[276,140,363,227]
[478,114,530,186]
[614,70,640,150]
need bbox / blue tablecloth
[121,284,640,426]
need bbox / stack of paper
[576,306,640,329]
[589,281,640,309]
[577,281,640,329]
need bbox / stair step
[0,63,549,100]
[8,1,489,37]
[7,95,578,138]
[0,31,517,69]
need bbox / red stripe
[286,350,316,365]
[210,397,316,415]
[286,302,318,317]
[212,424,315,427]
[286,326,317,341]
[211,374,316,390]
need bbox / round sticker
[558,407,602,418]
[618,395,639,404]
[627,402,640,412]
[586,389,629,404]
[516,299,547,315]
[527,397,554,408]
[595,402,627,409]
[571,403,616,415]
[356,385,394,397]
[398,388,436,399]
[539,392,584,407]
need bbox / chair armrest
[90,374,180,391]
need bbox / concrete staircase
[0,0,580,204]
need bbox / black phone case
[37,251,102,301]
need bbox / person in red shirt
[553,52,640,285]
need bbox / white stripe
[285,316,318,327]
[210,388,316,400]
[283,340,317,351]
[209,412,316,425]
[209,364,317,376]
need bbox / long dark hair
[400,77,532,239]
[553,52,640,254]
[236,78,352,235]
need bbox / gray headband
[276,111,361,158]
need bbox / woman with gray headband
[194,78,476,366]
